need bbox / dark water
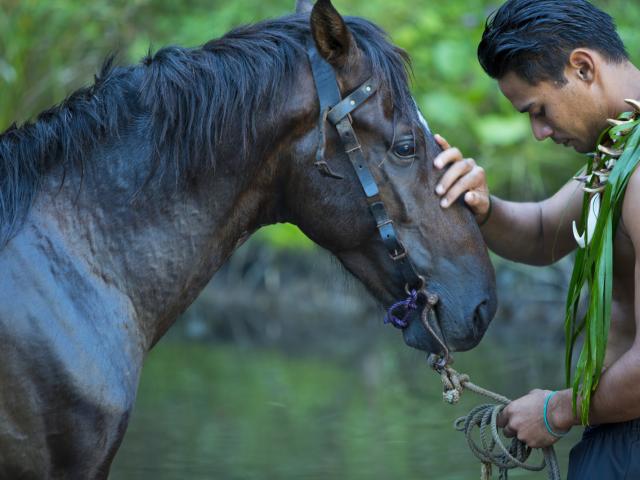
[111,335,581,479]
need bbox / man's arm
[498,167,640,448]
[434,135,583,265]
[482,184,583,265]
[550,166,640,429]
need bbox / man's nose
[531,118,553,141]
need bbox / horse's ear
[296,0,313,14]
[310,0,357,68]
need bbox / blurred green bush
[1,0,638,249]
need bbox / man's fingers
[438,166,489,212]
[437,157,474,195]
[497,407,516,438]
[438,162,484,207]
[496,410,509,428]
[434,133,451,150]
[464,187,490,208]
[464,191,482,206]
[444,183,485,209]
[464,190,490,214]
[433,147,462,170]
[431,139,491,215]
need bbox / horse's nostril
[473,299,490,331]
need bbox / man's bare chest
[611,223,635,336]
[614,222,636,283]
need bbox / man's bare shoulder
[621,165,640,242]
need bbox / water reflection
[112,334,580,479]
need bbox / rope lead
[428,356,562,480]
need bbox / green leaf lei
[565,99,640,425]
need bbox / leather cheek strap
[306,42,425,292]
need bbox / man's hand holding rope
[498,388,575,449]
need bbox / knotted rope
[428,357,562,480]
[385,291,562,479]
[384,289,419,329]
[385,289,448,362]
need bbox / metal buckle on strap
[366,194,382,205]
[390,248,408,261]
[405,275,426,295]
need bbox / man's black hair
[478,0,628,85]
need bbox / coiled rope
[428,356,562,480]
[385,290,562,479]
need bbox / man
[433,0,640,477]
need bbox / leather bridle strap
[306,42,425,292]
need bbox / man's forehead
[498,71,538,112]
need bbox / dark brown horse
[0,1,496,477]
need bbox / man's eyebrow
[518,102,534,114]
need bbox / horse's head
[283,0,496,354]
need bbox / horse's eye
[393,141,415,158]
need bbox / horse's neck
[33,138,278,348]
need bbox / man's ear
[310,0,358,68]
[568,49,597,83]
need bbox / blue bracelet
[544,391,569,438]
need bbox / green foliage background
[1,0,639,247]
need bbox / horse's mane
[0,14,415,247]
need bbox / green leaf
[565,110,640,424]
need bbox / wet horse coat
[0,2,496,477]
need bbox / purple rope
[384,289,419,329]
